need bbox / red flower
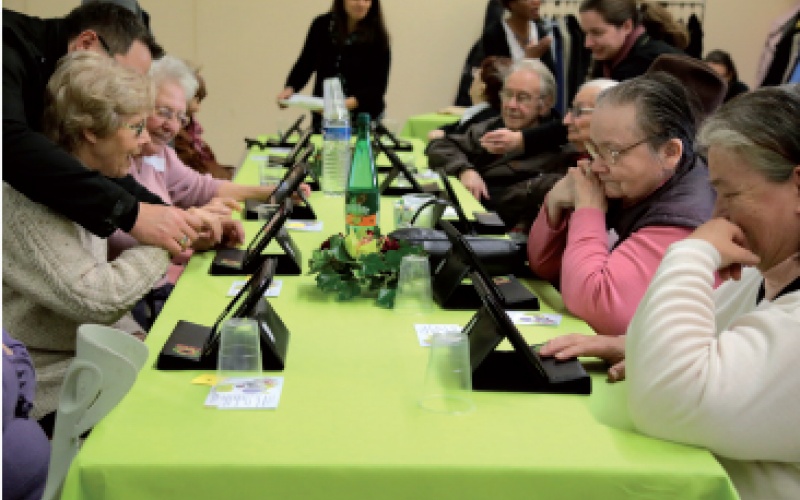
[381,236,400,252]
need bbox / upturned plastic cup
[258,157,281,187]
[217,318,262,381]
[418,330,474,414]
[394,254,434,314]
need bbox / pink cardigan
[527,205,692,336]
[108,146,225,282]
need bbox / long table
[60,144,738,500]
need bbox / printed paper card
[414,324,463,347]
[286,219,323,232]
[205,376,284,410]
[506,311,563,326]
[227,279,283,297]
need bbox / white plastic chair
[41,324,149,500]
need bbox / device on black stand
[373,120,413,152]
[267,115,306,148]
[210,199,302,276]
[244,147,317,221]
[433,168,505,235]
[157,257,291,371]
[432,220,537,310]
[465,270,590,394]
[373,137,442,197]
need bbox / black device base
[472,350,591,394]
[381,182,442,197]
[210,248,266,276]
[244,200,317,221]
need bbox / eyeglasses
[567,105,594,118]
[96,32,113,57]
[500,89,540,105]
[125,119,146,138]
[585,136,652,165]
[155,106,189,127]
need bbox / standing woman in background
[579,0,684,81]
[481,0,555,75]
[704,49,750,103]
[276,0,391,132]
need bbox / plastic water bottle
[321,78,350,197]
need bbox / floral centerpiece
[308,231,425,308]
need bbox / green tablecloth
[60,146,738,500]
[401,113,460,143]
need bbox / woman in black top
[579,0,683,81]
[703,50,750,103]
[276,0,391,132]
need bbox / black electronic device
[373,137,442,197]
[434,168,506,235]
[373,120,414,152]
[157,257,290,371]
[211,199,302,276]
[244,149,317,221]
[432,220,538,310]
[267,115,306,148]
[267,128,313,167]
[465,270,591,394]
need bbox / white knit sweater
[626,239,800,500]
[2,184,169,417]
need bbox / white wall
[5,0,798,163]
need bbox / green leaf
[376,287,396,309]
[336,279,360,301]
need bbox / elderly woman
[2,51,169,422]
[547,85,800,499]
[528,72,716,335]
[174,63,233,180]
[625,84,800,500]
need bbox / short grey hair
[505,58,557,106]
[580,78,618,95]
[149,55,198,103]
[43,50,154,152]
[698,84,800,183]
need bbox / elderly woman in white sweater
[3,51,182,423]
[542,84,800,499]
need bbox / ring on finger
[179,235,190,248]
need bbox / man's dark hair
[63,2,164,59]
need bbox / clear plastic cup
[418,329,474,414]
[394,254,434,314]
[217,318,262,381]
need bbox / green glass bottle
[345,113,380,237]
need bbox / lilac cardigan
[3,329,50,500]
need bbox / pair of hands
[538,218,760,383]
[545,160,607,226]
[276,87,357,111]
[129,198,245,257]
[458,128,528,200]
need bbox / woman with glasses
[276,0,391,133]
[2,51,172,426]
[528,72,716,337]
[543,85,800,500]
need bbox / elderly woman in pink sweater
[528,72,716,336]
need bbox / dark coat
[590,32,681,81]
[285,13,391,131]
[426,116,573,230]
[2,9,164,236]
[481,18,556,77]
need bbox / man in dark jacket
[426,59,572,231]
[3,3,209,255]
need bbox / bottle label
[345,191,380,237]
[323,126,350,141]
